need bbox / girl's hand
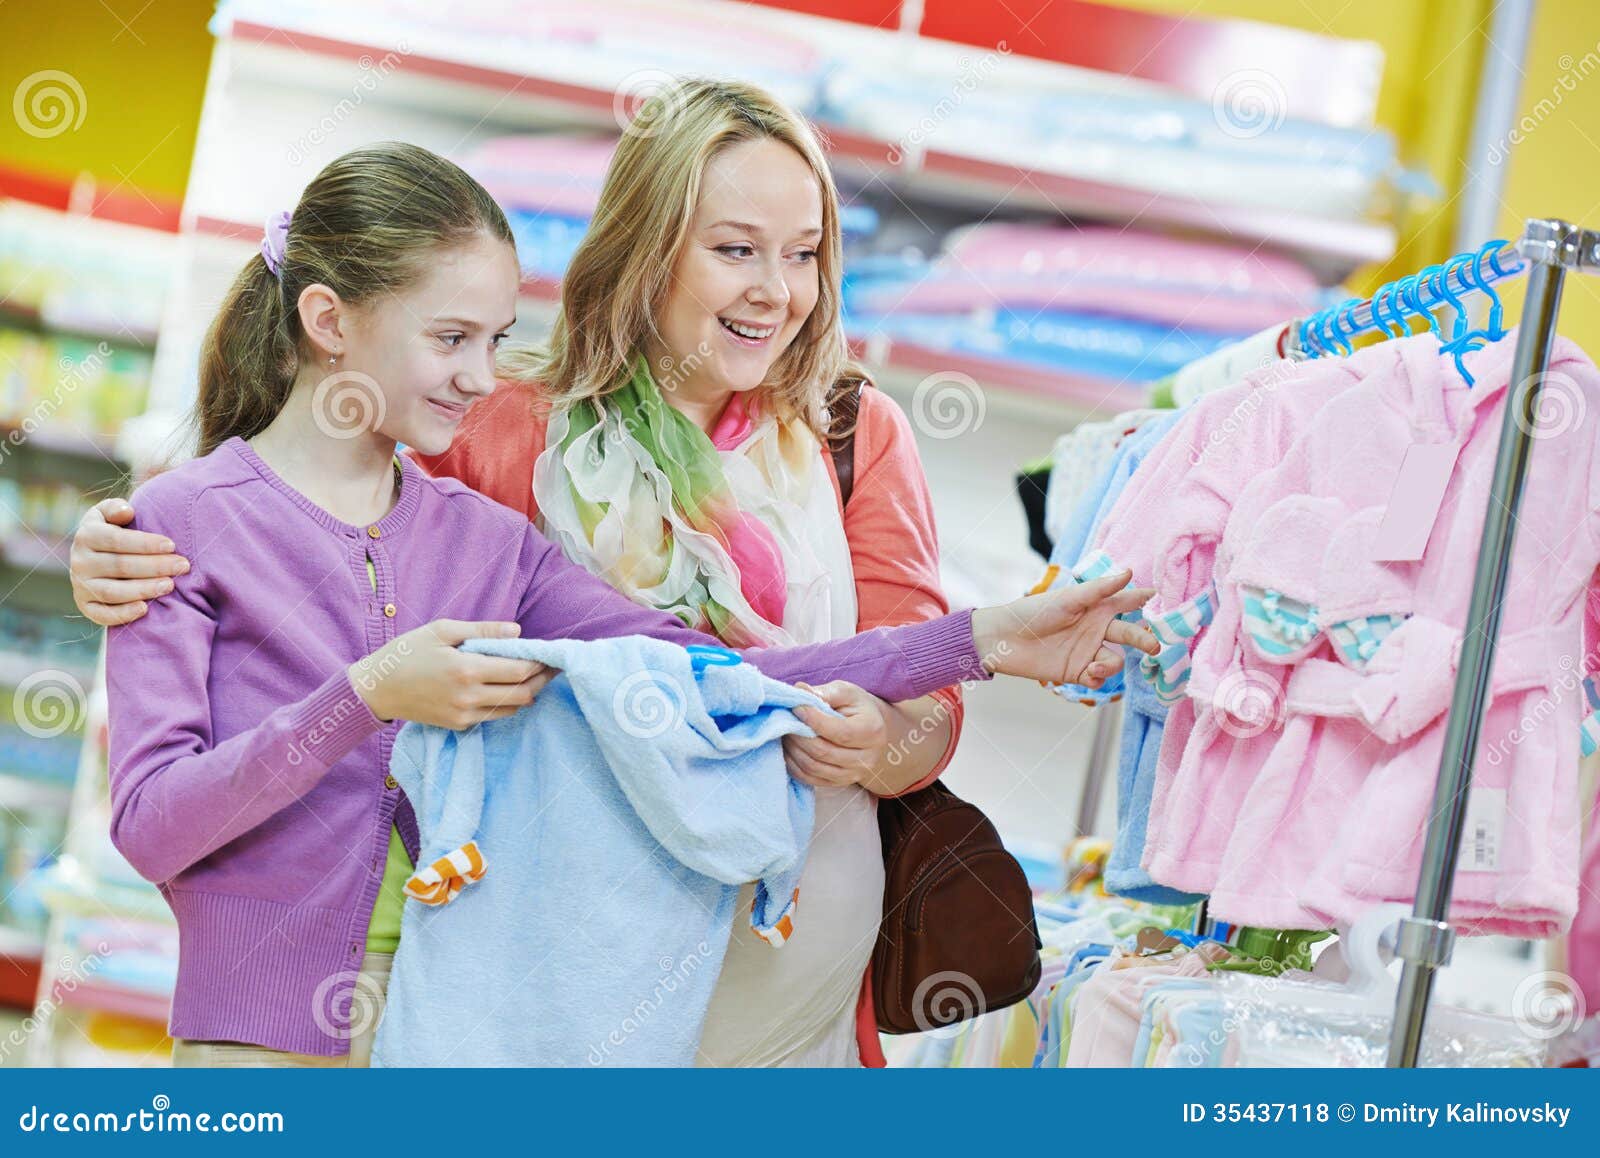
[972,570,1158,686]
[349,620,557,729]
[70,499,191,626]
[784,681,890,790]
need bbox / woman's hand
[349,620,557,729]
[784,680,892,791]
[972,570,1157,686]
[70,498,190,627]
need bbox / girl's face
[649,137,823,406]
[339,231,521,457]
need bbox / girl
[79,136,1149,1067]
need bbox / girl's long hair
[195,141,514,455]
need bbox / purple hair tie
[260,209,292,277]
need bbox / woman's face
[333,231,521,457]
[650,137,824,407]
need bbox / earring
[329,354,338,366]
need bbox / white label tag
[1461,786,1505,873]
[1372,442,1462,562]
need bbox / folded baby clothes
[373,636,823,1067]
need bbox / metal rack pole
[1075,698,1121,837]
[1385,220,1579,1067]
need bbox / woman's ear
[296,282,347,361]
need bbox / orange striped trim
[402,840,487,906]
[751,886,800,948]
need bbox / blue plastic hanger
[1406,264,1446,340]
[1461,239,1510,344]
[1433,251,1482,385]
[1329,296,1362,355]
[1373,280,1406,339]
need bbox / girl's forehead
[398,234,520,314]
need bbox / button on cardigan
[105,436,988,1056]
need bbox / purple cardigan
[104,437,986,1056]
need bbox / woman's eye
[491,333,508,348]
[790,249,817,264]
[717,244,755,259]
[441,333,466,348]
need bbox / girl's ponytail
[190,141,513,457]
[195,252,297,455]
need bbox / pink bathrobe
[1089,347,1376,899]
[1169,331,1600,936]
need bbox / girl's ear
[296,282,347,361]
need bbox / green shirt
[364,465,414,955]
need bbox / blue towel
[373,636,825,1067]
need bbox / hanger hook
[1330,296,1361,355]
[1407,265,1444,339]
[1473,239,1509,341]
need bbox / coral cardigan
[409,379,965,1068]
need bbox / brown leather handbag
[828,381,1043,1035]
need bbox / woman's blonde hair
[500,77,864,432]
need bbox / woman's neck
[644,346,734,433]
[247,373,400,526]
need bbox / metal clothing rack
[1377,218,1600,1066]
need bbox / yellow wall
[0,0,214,202]
[1494,4,1600,352]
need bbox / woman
[70,80,1090,1066]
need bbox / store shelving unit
[0,189,177,1058]
[138,1,1396,432]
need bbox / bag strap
[827,380,865,509]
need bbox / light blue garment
[1132,978,1219,1067]
[373,637,824,1067]
[1103,671,1204,904]
[1047,413,1183,704]
[1074,413,1206,905]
